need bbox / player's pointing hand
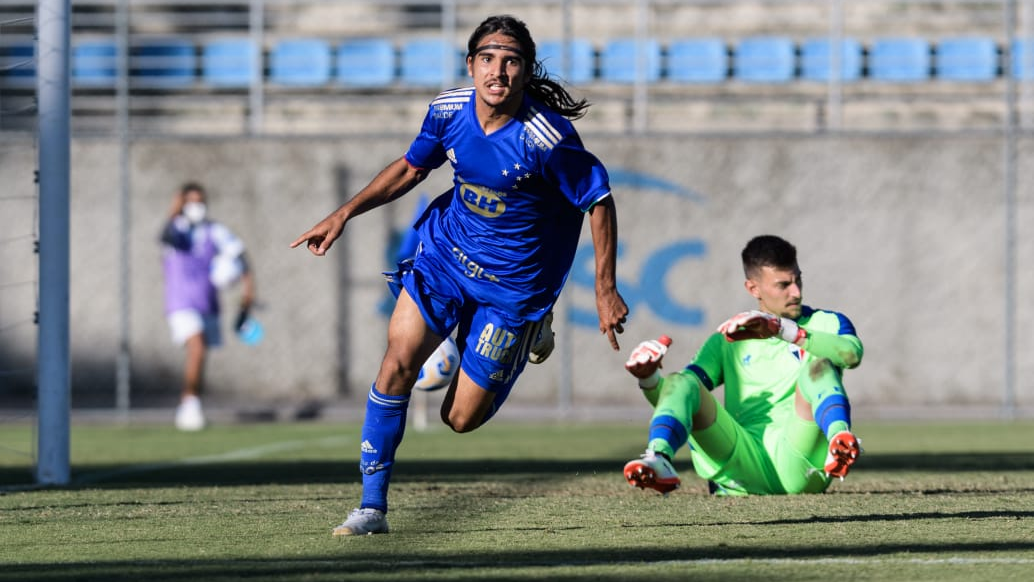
[291,213,345,256]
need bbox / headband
[468,43,528,61]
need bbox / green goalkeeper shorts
[687,403,832,495]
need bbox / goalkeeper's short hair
[741,235,798,278]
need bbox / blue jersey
[405,87,611,319]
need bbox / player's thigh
[440,368,497,432]
[770,415,829,494]
[377,289,446,395]
[691,405,787,495]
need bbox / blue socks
[648,414,689,458]
[358,385,409,513]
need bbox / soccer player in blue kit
[291,14,629,536]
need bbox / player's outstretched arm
[717,310,806,345]
[291,157,429,256]
[588,196,628,350]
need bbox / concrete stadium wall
[2,132,1032,418]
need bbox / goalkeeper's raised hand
[625,336,672,389]
[717,310,807,345]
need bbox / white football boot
[623,450,681,495]
[528,312,555,364]
[332,508,390,536]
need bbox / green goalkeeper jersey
[682,305,863,437]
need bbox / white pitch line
[71,435,351,485]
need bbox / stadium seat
[131,38,195,88]
[800,38,862,82]
[869,37,931,82]
[666,38,728,83]
[270,38,331,86]
[537,39,595,84]
[400,38,465,88]
[202,38,256,88]
[0,41,35,88]
[1010,38,1034,80]
[600,38,661,83]
[733,36,796,83]
[337,38,396,87]
[936,37,998,81]
[72,39,117,87]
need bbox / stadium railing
[1,0,1030,136]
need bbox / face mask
[182,201,207,224]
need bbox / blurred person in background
[292,14,628,536]
[161,182,255,431]
[623,235,863,497]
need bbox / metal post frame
[35,0,72,485]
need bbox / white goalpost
[35,0,71,486]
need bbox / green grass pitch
[2,419,1034,581]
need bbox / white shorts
[167,309,222,347]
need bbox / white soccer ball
[414,337,460,391]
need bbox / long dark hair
[466,15,590,120]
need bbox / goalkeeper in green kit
[623,235,862,496]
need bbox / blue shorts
[384,250,545,399]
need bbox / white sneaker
[528,312,555,364]
[175,395,206,431]
[332,508,390,536]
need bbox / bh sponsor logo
[460,184,507,218]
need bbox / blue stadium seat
[337,38,396,87]
[869,38,931,82]
[270,38,331,86]
[202,38,256,88]
[936,37,998,81]
[537,39,595,84]
[131,38,195,88]
[0,41,35,88]
[1010,39,1034,80]
[800,38,862,82]
[600,38,661,83]
[733,37,795,83]
[72,39,117,87]
[666,38,727,83]
[400,39,465,88]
